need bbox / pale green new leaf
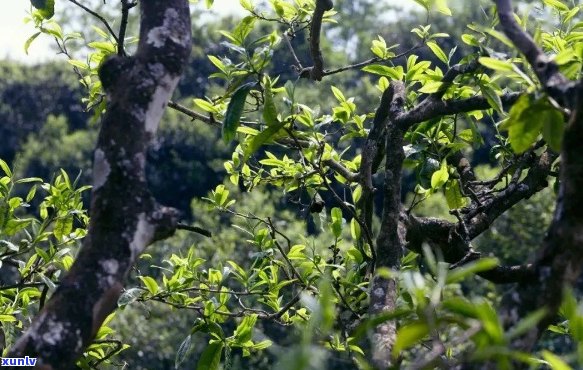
[392,322,430,358]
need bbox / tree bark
[7,1,191,368]
[367,81,407,369]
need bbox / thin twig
[118,0,137,56]
[68,0,120,46]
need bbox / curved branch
[300,0,333,81]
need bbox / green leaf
[331,86,346,102]
[331,207,343,238]
[54,215,73,240]
[442,297,478,318]
[543,0,570,12]
[435,0,452,16]
[501,95,563,153]
[139,276,159,295]
[244,122,286,160]
[287,244,306,259]
[0,314,17,323]
[196,341,224,370]
[194,99,217,113]
[445,180,469,209]
[262,79,278,126]
[478,57,514,72]
[240,0,254,11]
[15,177,43,184]
[237,16,257,42]
[542,351,572,370]
[446,258,499,283]
[87,41,116,54]
[426,41,448,64]
[504,98,541,153]
[480,84,503,113]
[475,301,504,343]
[250,340,272,350]
[506,308,547,340]
[234,314,257,343]
[461,33,479,47]
[430,161,449,189]
[0,159,12,177]
[542,108,564,151]
[223,82,255,143]
[362,64,403,80]
[24,32,41,55]
[350,218,361,240]
[30,0,55,19]
[392,322,429,358]
[67,59,89,70]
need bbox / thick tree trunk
[7,1,191,368]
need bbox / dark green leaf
[196,341,224,370]
[542,108,564,151]
[501,95,541,153]
[223,82,255,143]
[502,96,563,153]
[244,121,286,161]
[30,0,55,19]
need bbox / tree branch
[395,92,521,129]
[300,0,333,81]
[117,0,137,56]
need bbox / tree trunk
[7,1,191,368]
